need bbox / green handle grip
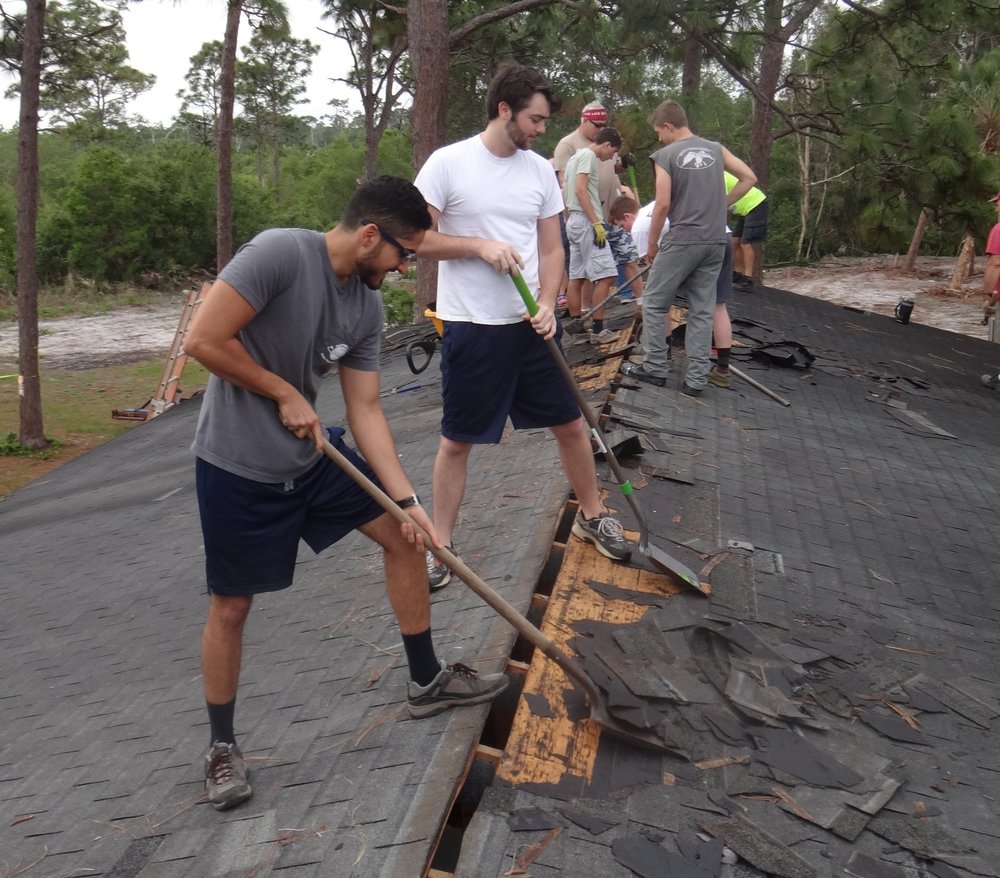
[627,166,638,197]
[510,271,539,317]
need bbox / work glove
[592,222,608,248]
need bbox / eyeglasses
[590,120,607,129]
[362,218,416,263]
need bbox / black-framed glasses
[362,218,416,263]
[590,120,607,129]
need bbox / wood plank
[496,535,682,788]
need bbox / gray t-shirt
[651,135,728,245]
[192,228,383,483]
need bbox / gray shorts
[566,212,617,281]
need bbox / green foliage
[0,432,62,459]
[381,281,415,326]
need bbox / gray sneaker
[589,328,618,344]
[426,547,453,591]
[407,662,509,718]
[204,742,252,811]
[571,512,632,561]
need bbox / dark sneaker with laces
[407,662,509,718]
[426,547,453,591]
[204,742,252,811]
[707,367,731,388]
[620,361,666,387]
[681,383,704,397]
[571,513,632,561]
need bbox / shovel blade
[642,543,709,595]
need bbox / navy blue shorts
[195,429,385,596]
[440,320,580,444]
[732,200,769,244]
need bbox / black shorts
[716,236,734,304]
[195,429,384,596]
[440,320,580,444]
[732,200,769,244]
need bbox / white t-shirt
[629,201,669,254]
[415,135,564,324]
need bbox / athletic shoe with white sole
[571,512,632,561]
[426,547,453,591]
[407,662,509,718]
[204,742,252,811]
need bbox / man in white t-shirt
[414,61,632,590]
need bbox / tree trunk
[216,0,241,273]
[681,32,701,127]
[409,0,449,314]
[949,233,975,292]
[16,0,48,450]
[905,207,930,271]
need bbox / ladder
[112,283,207,421]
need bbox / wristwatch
[395,494,421,509]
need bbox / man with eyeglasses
[553,101,621,222]
[184,175,510,812]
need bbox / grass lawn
[0,358,208,499]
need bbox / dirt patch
[0,302,182,372]
[762,255,989,340]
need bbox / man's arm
[575,170,601,225]
[415,204,524,274]
[339,365,439,548]
[186,279,323,449]
[646,164,671,263]
[721,147,757,207]
[985,254,1000,297]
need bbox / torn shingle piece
[866,811,975,857]
[830,805,872,841]
[506,807,565,832]
[905,674,997,729]
[845,852,910,878]
[751,728,865,788]
[726,668,825,728]
[522,692,556,718]
[557,807,618,836]
[856,706,925,744]
[699,814,816,878]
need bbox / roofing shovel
[319,435,674,752]
[562,262,652,335]
[511,272,708,596]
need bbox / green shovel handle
[511,270,539,318]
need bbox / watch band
[395,493,421,509]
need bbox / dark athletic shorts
[196,428,384,596]
[716,236,734,305]
[440,319,580,444]
[732,200,769,244]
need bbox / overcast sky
[0,0,360,129]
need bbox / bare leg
[567,277,585,317]
[624,262,644,303]
[359,512,430,636]
[713,303,732,350]
[431,436,473,548]
[741,241,755,280]
[550,417,603,520]
[590,276,614,321]
[732,236,745,275]
[202,594,253,704]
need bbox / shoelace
[446,662,479,678]
[426,547,453,574]
[595,517,626,541]
[207,745,235,783]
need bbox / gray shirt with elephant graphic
[192,228,383,483]
[651,135,728,245]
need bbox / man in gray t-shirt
[185,176,508,812]
[622,99,756,395]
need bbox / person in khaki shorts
[563,127,622,342]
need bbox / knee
[438,437,472,464]
[551,417,586,444]
[208,595,252,632]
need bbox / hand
[277,394,324,451]
[645,244,658,264]
[397,503,440,553]
[527,302,557,340]
[477,239,524,274]
[592,223,608,248]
